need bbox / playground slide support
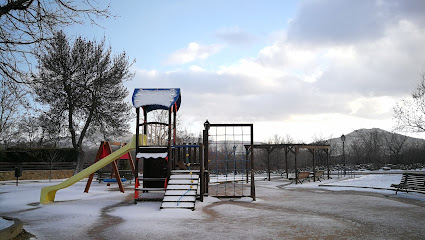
[40,134,146,204]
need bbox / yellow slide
[40,134,146,204]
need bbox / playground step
[168,179,198,185]
[163,195,196,202]
[171,170,200,174]
[165,189,197,196]
[160,202,195,209]
[141,178,167,181]
[170,174,198,179]
[136,188,166,191]
[166,185,198,190]
[159,170,200,211]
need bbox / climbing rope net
[208,124,253,197]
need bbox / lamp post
[204,120,210,131]
[341,134,346,176]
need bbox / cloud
[214,27,256,46]
[165,42,222,65]
[132,16,425,124]
[287,0,425,45]
[287,0,385,44]
[129,0,425,141]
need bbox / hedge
[0,148,78,163]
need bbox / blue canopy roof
[132,88,181,112]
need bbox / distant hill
[326,128,425,156]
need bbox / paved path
[94,181,425,240]
[4,180,425,239]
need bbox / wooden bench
[313,170,325,182]
[391,172,425,194]
[297,171,310,184]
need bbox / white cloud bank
[165,42,222,65]
[130,0,425,142]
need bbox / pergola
[247,143,331,183]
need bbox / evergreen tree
[32,31,133,172]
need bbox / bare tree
[1,0,112,84]
[37,111,65,147]
[394,73,425,133]
[45,148,61,182]
[176,127,197,144]
[348,137,366,165]
[1,0,113,148]
[17,115,40,147]
[266,134,283,144]
[147,110,173,145]
[32,31,133,172]
[384,132,408,164]
[0,77,29,146]
[311,133,331,167]
[359,129,385,164]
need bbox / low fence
[0,162,77,171]
[0,169,74,181]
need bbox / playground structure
[39,87,336,208]
[205,123,255,200]
[251,143,331,183]
[132,89,256,209]
[38,87,339,209]
[40,88,256,209]
[84,141,135,193]
[39,134,146,204]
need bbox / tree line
[0,1,132,172]
[253,129,425,172]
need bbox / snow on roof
[132,88,181,112]
[136,152,168,159]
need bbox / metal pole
[267,149,271,181]
[200,143,204,202]
[312,148,316,182]
[250,124,255,201]
[135,108,140,204]
[143,109,147,136]
[245,147,249,183]
[167,107,172,179]
[204,121,210,194]
[343,141,346,176]
[326,149,330,179]
[294,147,298,184]
[285,147,289,179]
[172,106,177,169]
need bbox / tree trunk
[74,147,85,174]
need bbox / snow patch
[0,217,13,229]
[132,89,178,108]
[136,153,168,159]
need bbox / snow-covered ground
[0,217,13,229]
[1,172,424,239]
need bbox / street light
[340,134,346,176]
[204,120,210,131]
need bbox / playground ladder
[160,170,200,210]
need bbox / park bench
[391,172,425,194]
[297,171,310,184]
[313,170,325,182]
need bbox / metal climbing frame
[205,123,255,200]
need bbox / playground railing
[171,143,206,201]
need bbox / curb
[0,216,23,240]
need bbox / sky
[67,0,425,143]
